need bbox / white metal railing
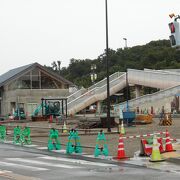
[67,88,87,103]
[67,68,180,114]
[67,73,126,110]
[88,72,124,91]
[66,72,123,105]
[128,69,180,89]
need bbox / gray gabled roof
[0,62,74,87]
[0,63,33,86]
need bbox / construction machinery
[32,98,67,121]
[13,107,26,120]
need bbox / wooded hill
[47,39,180,88]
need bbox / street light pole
[123,38,127,49]
[105,0,111,132]
[90,64,97,84]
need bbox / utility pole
[105,0,111,132]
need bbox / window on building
[7,67,65,90]
[9,72,31,90]
[32,68,40,89]
[41,72,62,89]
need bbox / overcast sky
[0,0,179,75]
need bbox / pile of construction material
[77,117,101,129]
[159,113,172,126]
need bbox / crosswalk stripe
[4,141,13,144]
[7,158,81,169]
[36,147,47,150]
[39,156,117,167]
[52,149,66,153]
[0,161,48,171]
[84,154,113,160]
[0,169,12,174]
[23,144,38,147]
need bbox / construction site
[0,66,180,180]
[1,1,180,179]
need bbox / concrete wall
[2,89,70,116]
[136,96,174,115]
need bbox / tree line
[46,39,180,88]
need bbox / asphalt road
[0,143,179,180]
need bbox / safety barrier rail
[2,124,178,158]
[120,131,177,141]
[3,125,104,150]
[5,124,104,136]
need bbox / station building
[0,62,73,117]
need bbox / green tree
[46,39,180,88]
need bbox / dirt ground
[6,117,180,158]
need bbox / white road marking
[52,149,66,153]
[36,147,47,150]
[0,169,12,173]
[0,171,5,174]
[84,154,113,160]
[39,156,117,167]
[4,141,13,143]
[7,158,81,169]
[23,144,38,147]
[0,161,48,171]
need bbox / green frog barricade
[94,130,109,157]
[13,126,23,144]
[13,126,32,145]
[48,128,61,150]
[22,126,31,145]
[0,125,6,142]
[66,129,82,154]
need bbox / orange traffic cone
[116,134,128,159]
[165,129,176,152]
[157,138,164,153]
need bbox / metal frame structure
[41,98,68,118]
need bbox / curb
[166,157,180,165]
